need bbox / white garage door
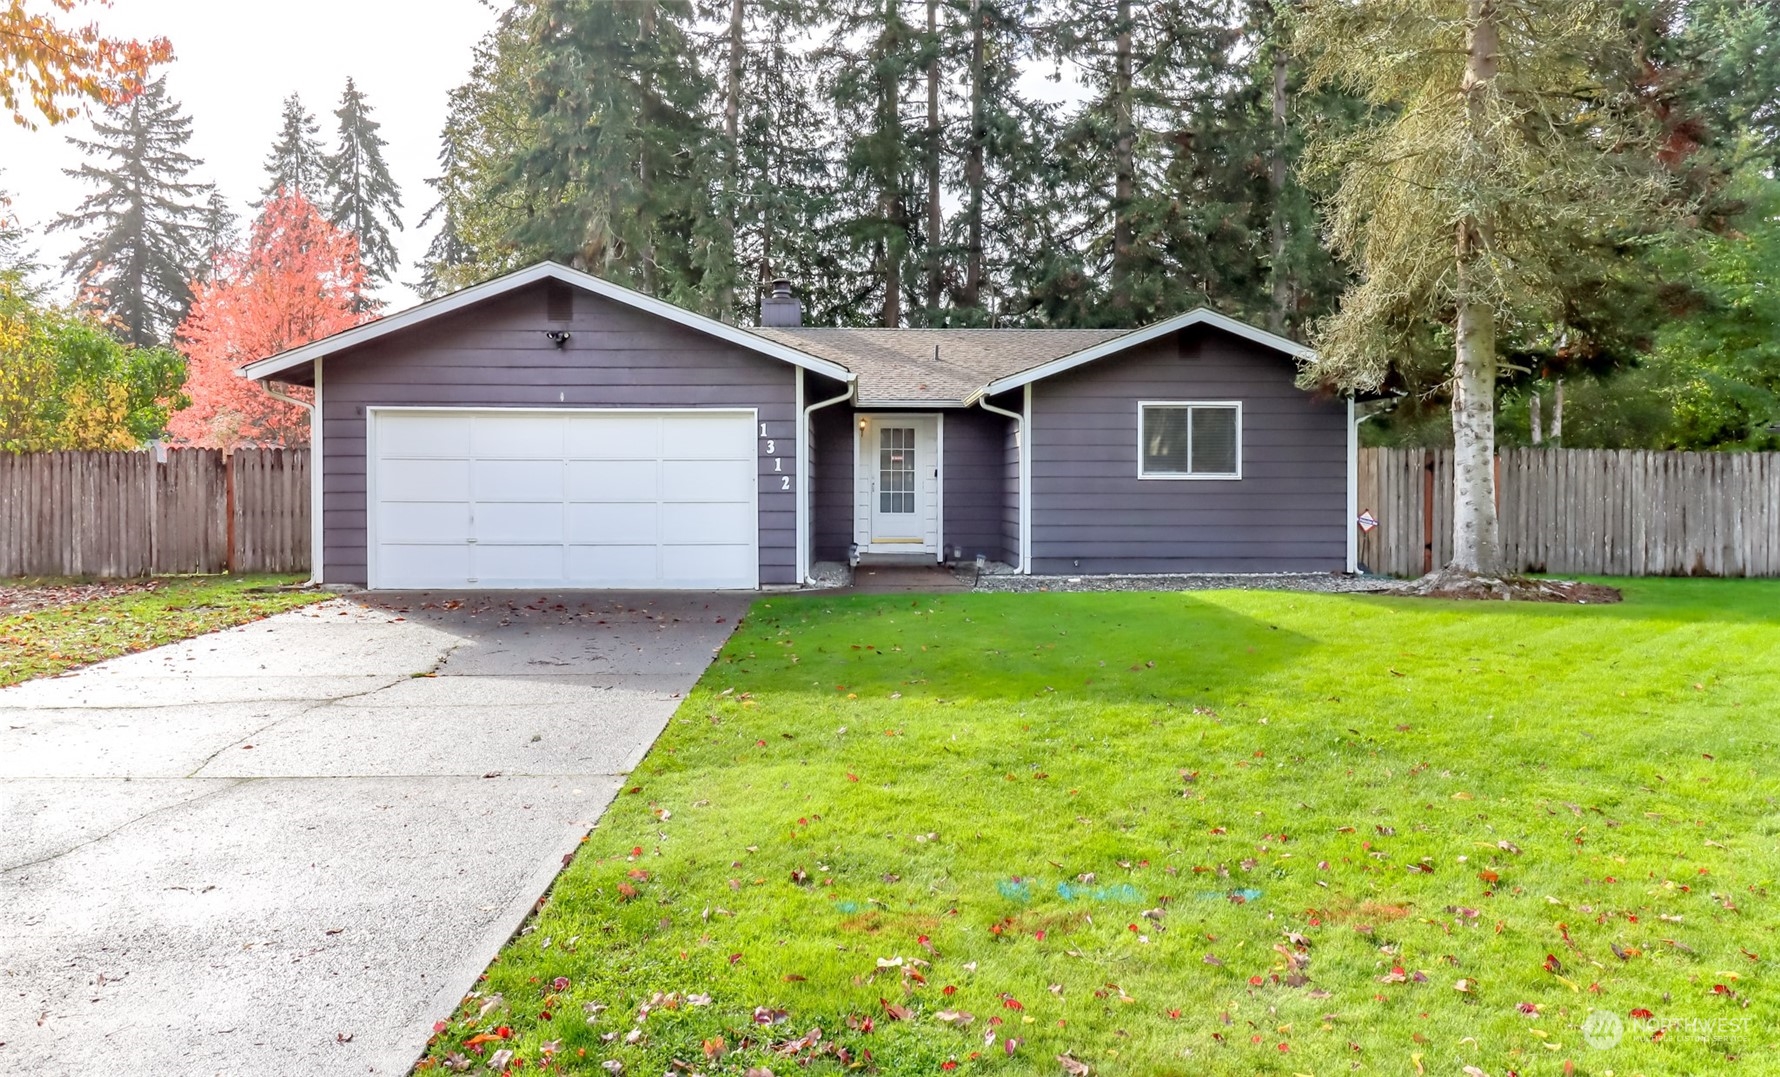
[369,409,758,589]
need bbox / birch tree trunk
[1551,377,1564,446]
[1449,0,1501,575]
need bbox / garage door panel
[567,460,657,500]
[477,501,565,544]
[566,544,660,583]
[473,459,564,500]
[662,415,753,460]
[566,503,658,544]
[379,544,472,588]
[472,414,564,457]
[372,409,756,590]
[660,501,753,539]
[377,414,472,457]
[378,502,471,544]
[378,458,470,501]
[566,415,661,459]
[474,544,566,583]
[661,544,754,584]
[662,459,752,500]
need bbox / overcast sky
[0,0,502,309]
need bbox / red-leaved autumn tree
[169,189,372,447]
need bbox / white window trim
[1137,400,1243,481]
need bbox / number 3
[766,439,775,454]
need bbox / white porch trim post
[795,368,806,583]
[935,413,945,563]
[1021,383,1033,574]
[1346,395,1359,573]
[312,359,324,584]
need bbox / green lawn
[0,575,325,686]
[421,580,1778,1076]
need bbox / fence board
[0,448,309,578]
[1360,447,1780,578]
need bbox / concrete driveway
[0,591,749,1075]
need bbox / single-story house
[241,262,1357,590]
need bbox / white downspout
[1346,395,1358,574]
[260,363,323,586]
[800,377,856,585]
[977,393,1026,573]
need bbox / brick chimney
[761,279,803,327]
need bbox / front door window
[878,426,915,514]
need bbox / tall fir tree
[195,190,237,279]
[823,0,927,327]
[416,15,540,297]
[261,93,326,201]
[323,78,404,285]
[49,75,210,347]
[490,0,715,306]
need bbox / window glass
[1141,406,1190,474]
[1190,406,1238,475]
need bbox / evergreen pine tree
[824,0,925,327]
[197,190,238,274]
[323,78,404,284]
[261,93,326,201]
[488,0,714,305]
[49,76,210,347]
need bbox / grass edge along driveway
[421,580,1778,1077]
[0,575,324,687]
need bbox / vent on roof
[546,281,573,322]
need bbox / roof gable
[238,262,854,384]
[975,308,1314,400]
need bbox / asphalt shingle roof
[748,327,1130,404]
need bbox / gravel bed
[806,561,853,589]
[973,571,1396,594]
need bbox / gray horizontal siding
[1030,326,1347,574]
[941,407,1008,563]
[810,400,855,564]
[320,281,798,586]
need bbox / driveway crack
[1,779,246,876]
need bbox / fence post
[224,448,237,575]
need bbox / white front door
[857,415,941,554]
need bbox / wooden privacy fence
[0,448,310,578]
[1358,448,1780,578]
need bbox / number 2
[780,476,791,490]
